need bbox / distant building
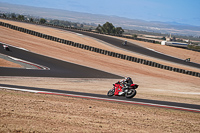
[166,37,171,41]
[161,41,167,45]
[161,41,188,48]
[165,33,176,42]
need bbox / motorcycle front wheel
[107,89,114,97]
[125,89,137,98]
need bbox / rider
[120,77,133,93]
[3,44,8,49]
[124,77,133,87]
[185,58,190,62]
[122,40,127,46]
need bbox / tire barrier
[0,20,200,78]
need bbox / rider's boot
[118,92,124,95]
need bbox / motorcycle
[3,45,10,51]
[185,58,190,62]
[107,82,138,98]
[122,40,127,46]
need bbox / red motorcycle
[107,82,138,98]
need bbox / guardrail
[0,20,199,78]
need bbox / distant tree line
[0,12,42,23]
[1,12,124,34]
[1,12,199,41]
[0,12,96,29]
[48,19,76,27]
[48,19,96,30]
[95,22,124,35]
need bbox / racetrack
[64,28,200,69]
[1,19,200,132]
[0,22,199,112]
[0,43,122,78]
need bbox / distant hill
[0,2,200,36]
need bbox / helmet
[125,77,131,80]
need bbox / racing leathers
[121,77,133,92]
[125,77,133,87]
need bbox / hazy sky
[0,0,200,26]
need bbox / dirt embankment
[1,89,200,133]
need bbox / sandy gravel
[1,89,200,133]
[0,58,22,68]
[0,19,200,132]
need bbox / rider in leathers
[124,77,133,87]
[120,77,133,94]
[3,44,8,50]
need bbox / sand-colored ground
[0,58,21,68]
[0,19,200,132]
[1,89,200,133]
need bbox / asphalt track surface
[0,84,200,112]
[0,43,122,78]
[64,28,200,69]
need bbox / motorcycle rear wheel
[107,89,114,97]
[125,89,137,98]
